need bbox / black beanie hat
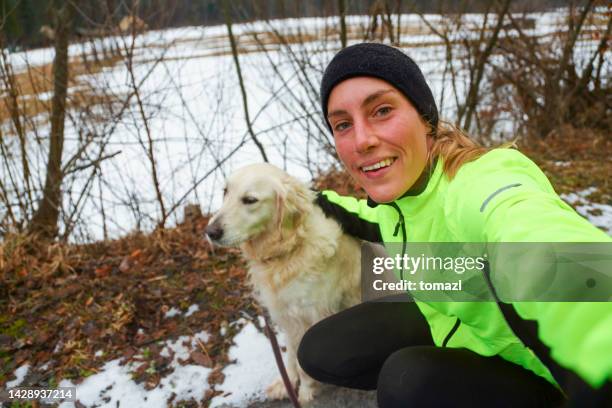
[320,43,439,132]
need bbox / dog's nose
[205,223,223,241]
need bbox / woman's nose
[354,121,379,153]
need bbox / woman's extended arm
[447,148,612,389]
[315,190,383,242]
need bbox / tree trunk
[28,2,72,240]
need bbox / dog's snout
[205,222,224,241]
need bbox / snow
[185,304,200,317]
[0,323,281,407]
[210,321,286,407]
[5,364,30,388]
[48,331,212,407]
[2,9,607,242]
[1,9,610,407]
[580,203,612,233]
[163,304,201,318]
[57,360,148,407]
[53,340,64,353]
[561,188,612,234]
[164,307,181,318]
[159,331,211,364]
[554,161,571,167]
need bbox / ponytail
[427,120,514,179]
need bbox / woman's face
[327,76,430,203]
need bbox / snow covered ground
[53,331,213,407]
[209,321,285,407]
[2,9,608,242]
[3,318,377,407]
[4,321,274,407]
[561,188,612,234]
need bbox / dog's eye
[242,196,258,205]
[223,188,227,197]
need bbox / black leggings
[297,300,565,407]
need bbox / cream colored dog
[205,163,361,403]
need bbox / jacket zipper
[442,318,461,347]
[388,202,461,347]
[389,202,406,281]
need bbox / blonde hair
[427,120,515,179]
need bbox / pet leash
[205,237,301,406]
[263,315,302,408]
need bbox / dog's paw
[298,386,316,404]
[266,377,290,400]
[298,381,318,404]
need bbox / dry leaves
[0,216,258,406]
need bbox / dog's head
[205,163,313,248]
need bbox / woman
[297,43,611,407]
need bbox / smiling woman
[298,42,612,408]
[327,77,429,203]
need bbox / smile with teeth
[361,158,396,172]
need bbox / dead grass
[521,126,611,204]
[0,215,259,405]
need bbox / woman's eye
[242,196,258,205]
[375,106,392,117]
[334,121,350,132]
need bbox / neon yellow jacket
[317,148,612,390]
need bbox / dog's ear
[273,175,314,232]
[275,184,286,233]
[281,176,314,221]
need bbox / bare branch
[222,0,268,162]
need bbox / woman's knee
[297,319,355,384]
[377,346,565,407]
[376,347,439,407]
[297,322,326,380]
[297,318,379,389]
